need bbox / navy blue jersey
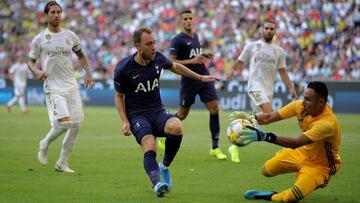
[114,52,173,116]
[169,32,210,81]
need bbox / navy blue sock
[210,114,220,149]
[163,134,183,167]
[143,150,160,187]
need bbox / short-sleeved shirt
[113,52,173,117]
[169,32,209,85]
[29,28,81,93]
[9,62,29,88]
[238,40,286,97]
[278,100,342,174]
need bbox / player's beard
[263,34,274,43]
[140,50,154,61]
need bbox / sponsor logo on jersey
[135,78,159,93]
[189,48,203,58]
[254,53,276,65]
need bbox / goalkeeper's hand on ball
[244,125,277,143]
[229,111,258,126]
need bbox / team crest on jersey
[256,43,261,50]
[66,38,71,45]
[254,91,261,101]
[45,34,51,41]
[155,65,160,74]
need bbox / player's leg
[271,166,329,202]
[201,83,226,160]
[205,100,226,160]
[6,96,16,112]
[154,110,183,192]
[130,115,168,197]
[244,149,304,200]
[38,93,68,165]
[6,88,19,112]
[157,84,193,151]
[17,86,28,114]
[248,90,273,114]
[56,90,83,173]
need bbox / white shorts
[45,89,84,126]
[14,85,26,96]
[248,90,272,113]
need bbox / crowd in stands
[1,0,359,81]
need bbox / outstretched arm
[169,62,220,82]
[226,60,244,80]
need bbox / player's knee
[165,118,183,135]
[58,120,81,129]
[261,164,274,177]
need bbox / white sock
[7,96,18,106]
[41,127,67,149]
[18,96,26,112]
[58,127,80,164]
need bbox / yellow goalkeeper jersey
[278,100,342,175]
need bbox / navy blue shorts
[180,81,218,108]
[128,109,176,144]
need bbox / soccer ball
[226,119,255,147]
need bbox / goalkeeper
[231,81,342,202]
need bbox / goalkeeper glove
[245,125,277,143]
[229,111,258,126]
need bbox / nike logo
[133,75,139,79]
[187,42,191,45]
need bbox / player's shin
[163,134,182,167]
[143,150,161,187]
[58,127,79,164]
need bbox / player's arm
[226,60,244,80]
[245,124,313,149]
[168,54,204,65]
[75,50,94,89]
[279,68,297,100]
[27,58,48,80]
[114,91,131,136]
[169,62,220,82]
[272,133,313,149]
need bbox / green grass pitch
[1,106,359,203]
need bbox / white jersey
[238,40,286,97]
[29,28,81,93]
[9,62,29,88]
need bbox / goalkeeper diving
[229,81,342,202]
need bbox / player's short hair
[44,1,62,14]
[133,27,153,44]
[308,81,328,101]
[180,10,192,16]
[263,19,277,28]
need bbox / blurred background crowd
[1,0,359,81]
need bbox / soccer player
[114,27,219,197]
[6,56,31,114]
[164,9,226,160]
[28,1,94,173]
[226,20,297,162]
[235,81,341,202]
